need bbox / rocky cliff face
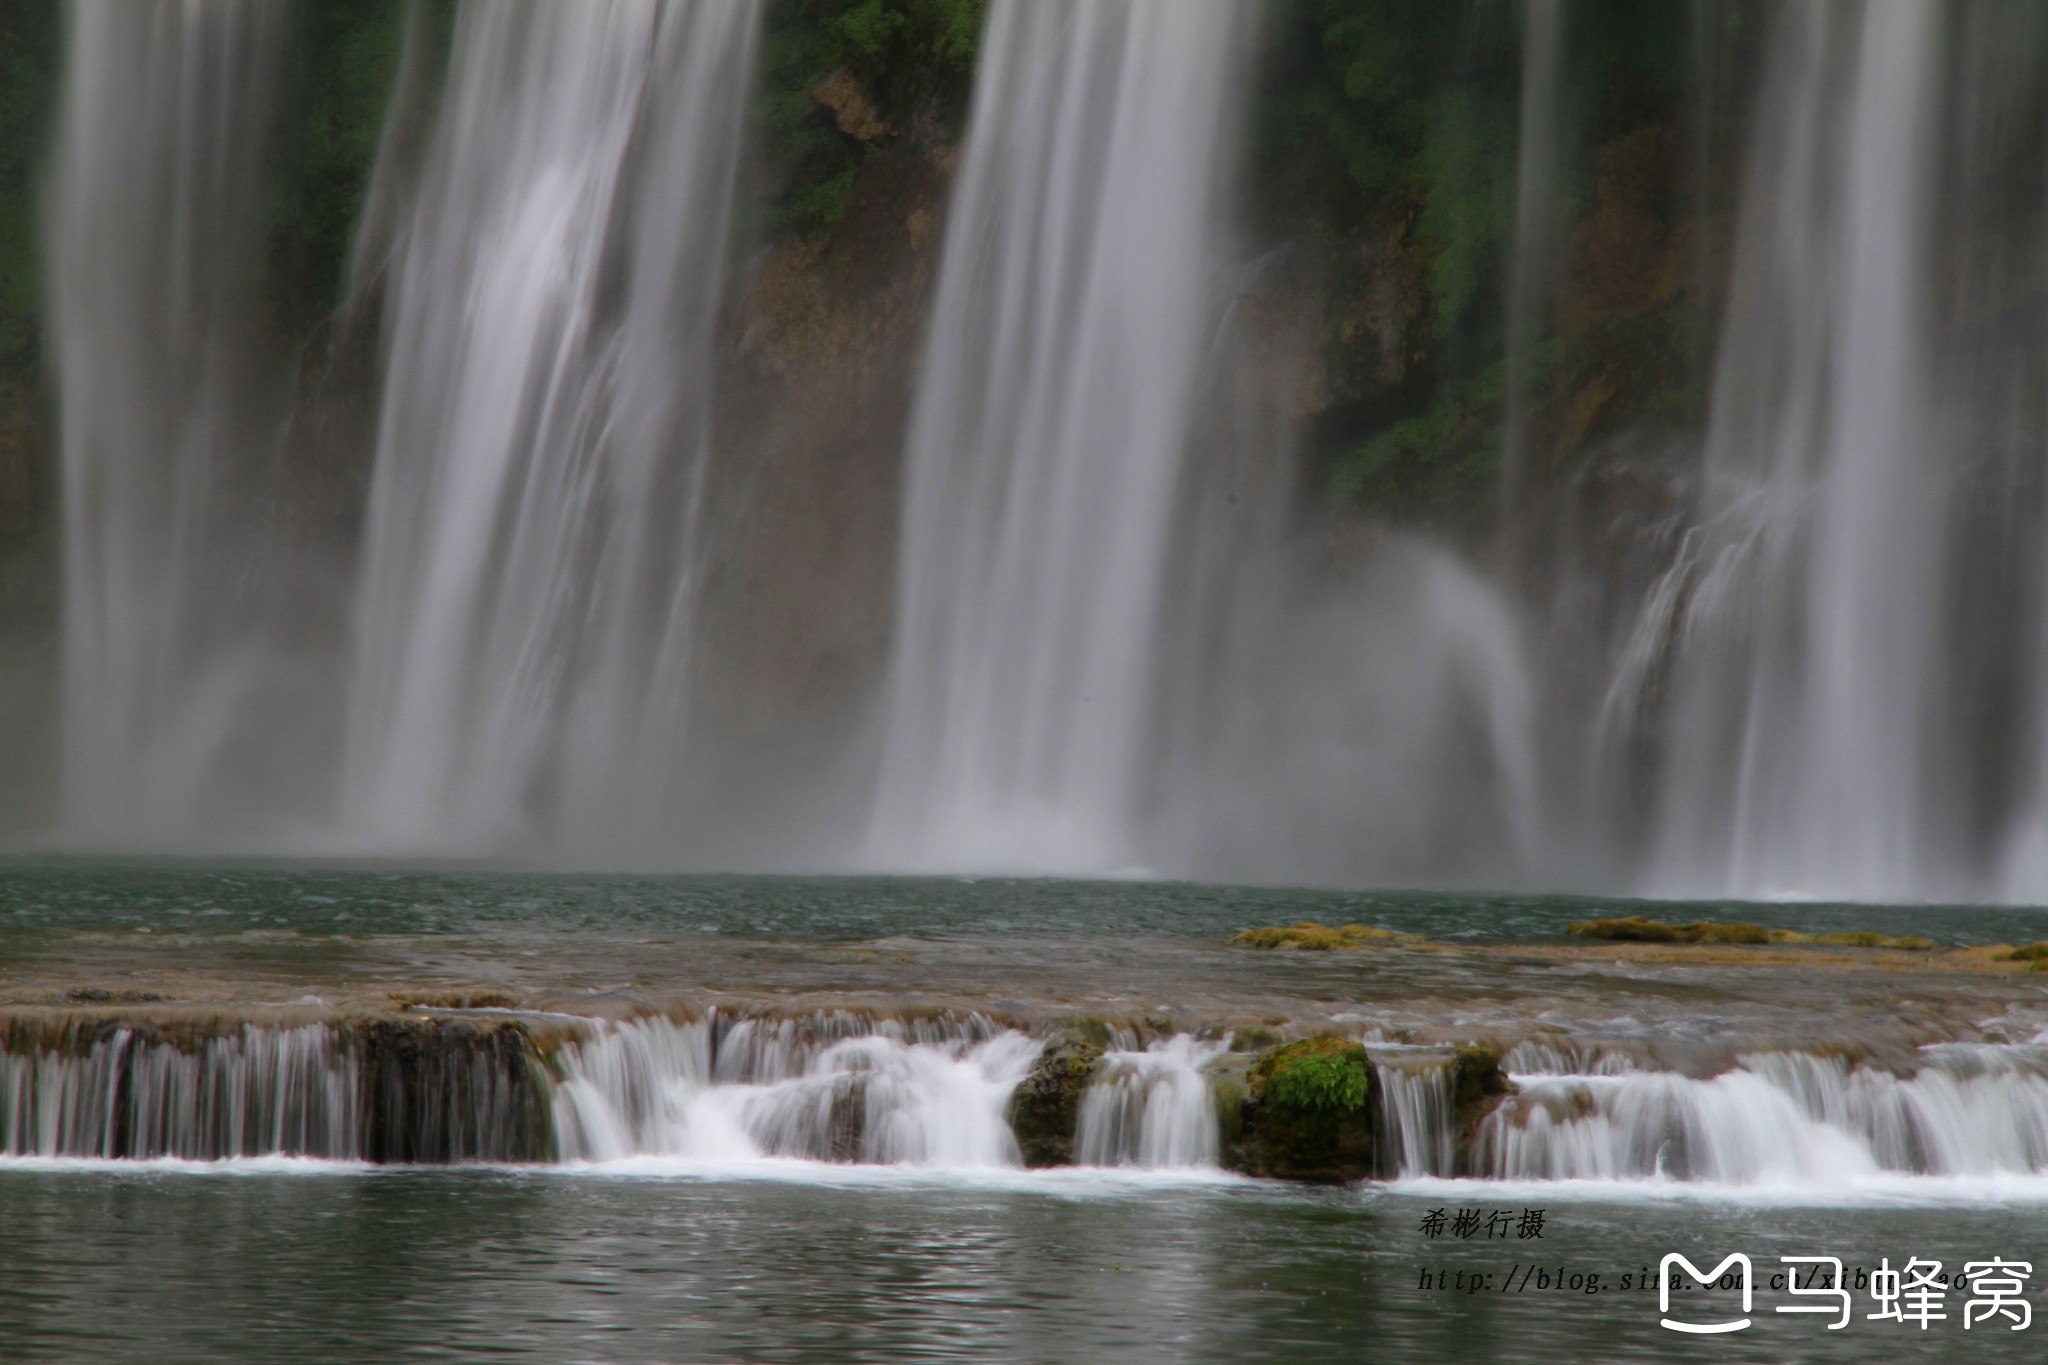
[703,128,956,742]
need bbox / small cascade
[1073,1035,1226,1169]
[1373,1059,1454,1178]
[1500,1039,1637,1077]
[552,1013,1040,1167]
[0,1018,550,1163]
[8,1014,2048,1190]
[341,0,758,855]
[0,1024,354,1160]
[1480,1046,2048,1184]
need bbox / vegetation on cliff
[760,0,982,233]
[1255,0,1751,525]
[263,0,420,332]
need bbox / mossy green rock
[1007,1036,1102,1167]
[1233,1037,1373,1182]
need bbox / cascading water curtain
[1601,0,1955,899]
[341,0,758,855]
[868,0,1251,874]
[49,0,294,843]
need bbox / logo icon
[1660,1253,1753,1334]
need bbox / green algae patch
[1999,942,2048,962]
[1233,921,1422,951]
[1007,1034,1103,1167]
[1567,916,1935,950]
[1233,1037,1373,1182]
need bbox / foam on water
[552,1013,1039,1168]
[1480,1044,2048,1185]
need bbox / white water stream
[49,0,295,844]
[1,1018,2046,1195]
[1602,1,1969,900]
[1481,1046,2048,1184]
[1375,1059,1456,1179]
[1074,1035,1227,1168]
[867,0,1250,873]
[340,0,757,855]
[0,1024,354,1160]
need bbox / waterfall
[1500,0,1568,502]
[340,0,757,855]
[0,1025,355,1160]
[6,1017,2048,1188]
[1168,537,1543,887]
[552,1014,1040,1167]
[1480,1046,2048,1184]
[867,0,1251,873]
[1614,2,1953,898]
[0,1019,551,1163]
[1501,1039,1636,1077]
[1073,1035,1226,1168]
[49,0,295,844]
[1374,1059,1455,1178]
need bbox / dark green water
[6,858,2048,944]
[0,1168,2042,1362]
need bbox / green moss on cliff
[761,0,983,234]
[263,0,422,333]
[1257,1,1731,524]
[1234,1037,1373,1182]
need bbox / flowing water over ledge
[7,1011,2048,1193]
[2,864,2047,1357]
